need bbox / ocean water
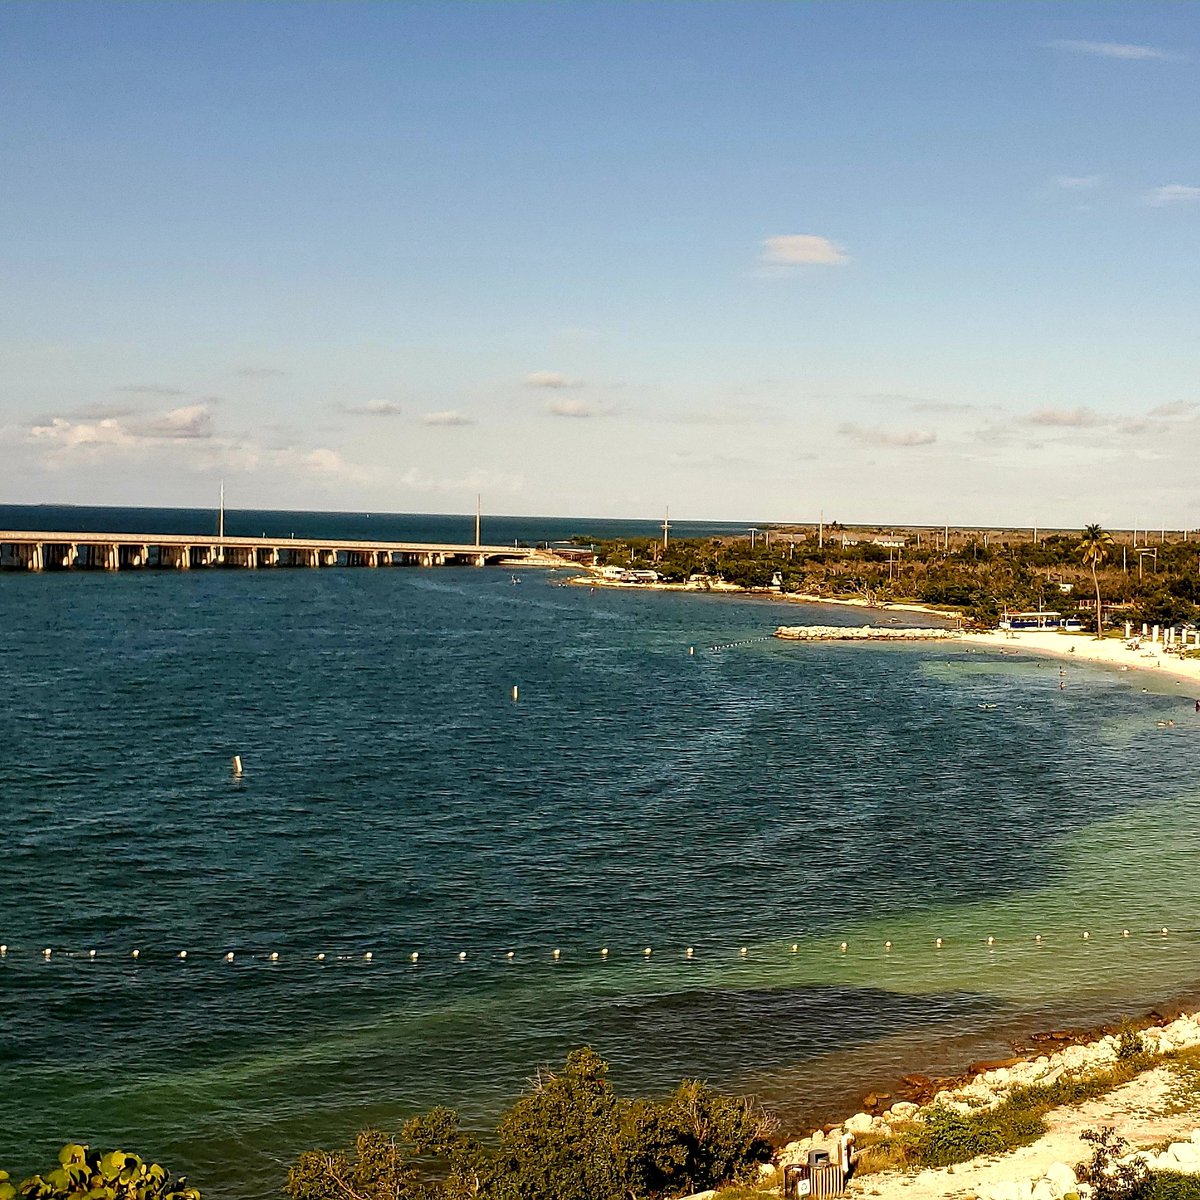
[2,513,1200,1198]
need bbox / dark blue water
[0,503,753,546]
[3,511,1200,1199]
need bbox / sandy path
[848,1066,1196,1200]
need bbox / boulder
[845,1112,874,1134]
[1032,1180,1058,1200]
[890,1101,919,1121]
[1044,1162,1078,1196]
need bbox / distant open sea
[3,505,1199,1198]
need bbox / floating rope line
[4,925,1199,970]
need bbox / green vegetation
[583,525,1200,627]
[860,1054,1156,1172]
[0,1145,198,1200]
[285,1048,777,1200]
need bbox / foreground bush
[1,1145,198,1200]
[286,1048,777,1200]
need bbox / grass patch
[1146,1173,1200,1200]
[857,1054,1156,1173]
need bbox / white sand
[956,629,1200,692]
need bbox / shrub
[911,1104,1042,1168]
[1118,1024,1147,1061]
[285,1048,776,1200]
[1075,1127,1150,1200]
[9,1146,198,1200]
[1145,1173,1200,1200]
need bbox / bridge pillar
[159,545,190,570]
[16,542,46,571]
[320,549,337,567]
[259,547,279,567]
[118,544,148,569]
[44,543,76,570]
[474,554,486,567]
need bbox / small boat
[978,703,998,710]
[511,575,522,585]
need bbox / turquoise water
[2,536,1200,1197]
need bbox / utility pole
[662,506,670,550]
[749,528,757,551]
[475,494,481,547]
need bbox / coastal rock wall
[774,624,956,641]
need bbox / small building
[600,565,627,579]
[629,569,659,584]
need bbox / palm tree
[1079,524,1115,638]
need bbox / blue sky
[2,1,1197,525]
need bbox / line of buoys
[7,928,1197,969]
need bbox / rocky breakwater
[774,624,957,641]
[775,1011,1200,1199]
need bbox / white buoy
[317,952,326,961]
[410,951,419,962]
[131,949,140,959]
[885,940,893,950]
[506,950,515,960]
[225,952,234,962]
[364,951,373,961]
[791,943,798,953]
[739,946,748,957]
[987,936,995,946]
[1123,929,1131,937]
[1162,927,1170,935]
[1082,931,1090,940]
[1035,934,1042,942]
[269,951,279,961]
[685,946,694,958]
[89,949,97,958]
[43,947,52,959]
[458,951,467,961]
[178,950,187,960]
[552,948,561,960]
[0,944,7,955]
[511,685,519,701]
[689,646,694,656]
[839,942,848,952]
[643,946,652,957]
[232,755,243,776]
[600,947,609,958]
[935,937,943,948]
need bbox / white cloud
[1148,400,1199,418]
[838,423,936,447]
[1025,407,1102,427]
[421,410,475,426]
[524,371,583,389]
[30,403,216,451]
[1048,39,1175,60]
[273,447,368,483]
[760,234,849,266]
[547,398,598,419]
[1054,174,1103,190]
[235,366,288,379]
[137,404,215,440]
[118,383,186,397]
[344,401,404,416]
[1145,184,1200,206]
[397,467,525,494]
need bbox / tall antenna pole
[662,505,670,550]
[219,479,225,540]
[474,494,481,547]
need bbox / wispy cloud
[1053,174,1103,190]
[136,404,215,439]
[1149,400,1199,418]
[343,401,404,416]
[397,467,525,494]
[1024,407,1102,428]
[235,366,289,379]
[1145,184,1200,206]
[524,371,583,389]
[759,234,849,267]
[273,446,369,484]
[421,410,475,426]
[838,422,936,447]
[1048,39,1176,61]
[117,383,186,397]
[547,398,598,419]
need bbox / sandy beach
[957,629,1200,692]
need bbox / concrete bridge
[0,531,557,572]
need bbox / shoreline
[567,571,962,622]
[955,628,1200,691]
[763,1003,1200,1200]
